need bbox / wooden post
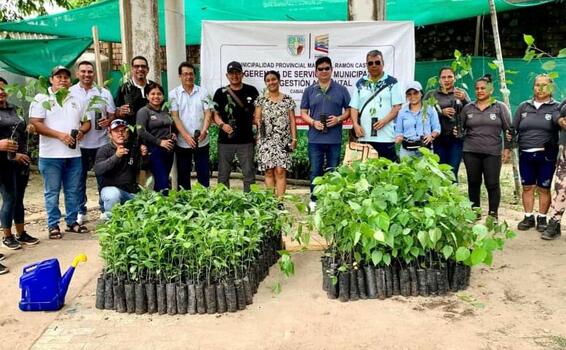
[91,26,104,86]
[488,0,521,203]
[474,16,481,56]
[348,0,386,21]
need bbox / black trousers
[0,162,29,229]
[463,151,502,215]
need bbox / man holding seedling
[170,61,212,190]
[30,65,91,238]
[350,49,404,162]
[71,60,116,225]
[213,61,259,192]
[115,56,155,126]
[94,119,148,220]
[300,56,351,212]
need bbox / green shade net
[0,0,551,45]
[0,37,92,77]
[415,57,566,112]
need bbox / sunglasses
[317,66,331,72]
[132,64,148,69]
[367,60,382,66]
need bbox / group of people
[0,50,565,275]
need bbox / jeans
[308,143,341,201]
[149,145,174,194]
[367,142,398,162]
[399,147,422,159]
[38,157,82,229]
[218,143,255,192]
[463,152,502,216]
[0,162,29,229]
[434,135,463,181]
[79,147,104,214]
[100,186,135,218]
[175,144,210,190]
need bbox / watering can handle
[71,253,88,268]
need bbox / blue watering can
[19,254,87,311]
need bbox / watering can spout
[60,253,87,298]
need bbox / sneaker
[308,201,317,213]
[2,235,21,250]
[517,215,535,231]
[541,218,561,240]
[0,253,5,261]
[16,231,40,245]
[77,213,86,225]
[0,262,8,275]
[536,216,548,233]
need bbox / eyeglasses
[132,64,148,69]
[317,66,331,72]
[367,60,382,67]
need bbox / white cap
[405,81,422,93]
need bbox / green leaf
[454,49,462,59]
[272,282,282,294]
[348,201,362,211]
[371,250,383,266]
[472,224,488,240]
[488,62,498,70]
[354,230,362,245]
[417,230,428,248]
[373,229,385,242]
[558,48,566,58]
[455,247,470,262]
[382,253,391,266]
[541,60,556,71]
[428,228,441,245]
[442,245,454,259]
[523,34,535,46]
[470,247,487,265]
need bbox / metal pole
[91,26,104,86]
[474,16,481,56]
[488,0,521,203]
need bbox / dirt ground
[1,165,565,350]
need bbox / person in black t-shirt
[115,56,155,125]
[212,61,259,192]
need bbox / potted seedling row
[313,149,515,302]
[95,185,289,315]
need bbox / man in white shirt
[30,65,91,238]
[169,62,211,189]
[70,61,116,224]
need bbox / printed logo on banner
[287,35,306,56]
[314,34,329,55]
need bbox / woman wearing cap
[513,74,561,233]
[136,82,176,194]
[424,67,470,180]
[460,74,512,221]
[0,77,39,275]
[395,81,440,158]
[254,70,297,197]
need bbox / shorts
[519,149,557,188]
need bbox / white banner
[201,21,415,127]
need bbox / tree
[1,0,98,22]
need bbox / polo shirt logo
[150,115,157,120]
[467,113,473,119]
[521,112,527,118]
[545,114,552,121]
[489,113,497,120]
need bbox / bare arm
[374,104,402,130]
[171,110,195,147]
[30,118,73,146]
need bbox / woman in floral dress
[254,71,297,196]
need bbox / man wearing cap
[94,119,148,219]
[30,65,91,238]
[212,61,259,192]
[169,61,212,189]
[350,49,404,162]
[70,60,116,224]
[115,56,155,125]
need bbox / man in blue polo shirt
[350,50,404,161]
[300,56,350,211]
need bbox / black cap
[226,61,243,73]
[51,65,71,77]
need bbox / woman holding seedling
[513,74,561,233]
[459,74,512,222]
[137,82,176,194]
[254,70,297,197]
[424,67,470,180]
[0,77,39,275]
[394,81,440,158]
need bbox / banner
[201,21,415,127]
